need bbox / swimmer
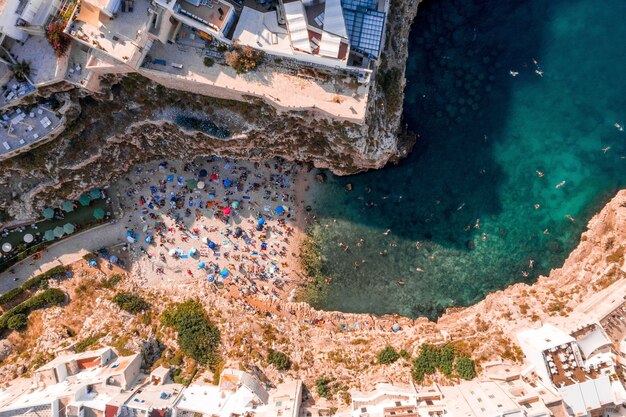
[566,214,575,223]
[532,58,539,65]
[529,259,534,269]
[615,123,624,131]
[510,70,519,77]
[535,69,544,77]
[536,170,545,177]
[534,203,541,209]
[522,271,529,277]
[357,238,364,247]
[602,146,611,153]
[543,229,550,235]
[415,267,424,272]
[457,202,465,211]
[415,241,421,249]
[383,229,391,235]
[474,218,481,229]
[396,280,406,286]
[380,249,388,256]
[555,181,566,189]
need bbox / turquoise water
[308,0,626,319]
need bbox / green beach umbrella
[93,208,105,220]
[187,179,198,189]
[43,207,55,219]
[89,189,102,200]
[44,230,55,241]
[53,226,65,238]
[79,193,91,206]
[63,223,75,234]
[62,200,74,213]
[231,200,240,209]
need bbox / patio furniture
[19,139,25,145]
[2,142,10,150]
[33,133,39,139]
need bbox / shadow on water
[308,0,626,319]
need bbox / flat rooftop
[0,105,62,157]
[177,0,232,32]
[140,40,368,122]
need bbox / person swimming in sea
[602,146,611,153]
[536,170,545,177]
[535,69,544,77]
[396,280,406,286]
[566,214,575,223]
[615,123,623,131]
[383,229,391,235]
[510,70,519,77]
[415,241,421,249]
[529,259,535,269]
[556,181,566,188]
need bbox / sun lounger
[2,142,10,150]
[19,139,25,145]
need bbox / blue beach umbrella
[198,262,206,269]
[275,206,285,215]
[223,179,232,188]
[220,268,229,278]
[207,274,215,282]
[208,241,216,249]
[257,218,265,225]
[89,260,97,267]
[109,255,118,263]
[199,169,208,178]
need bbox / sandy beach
[109,157,314,310]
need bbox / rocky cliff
[0,0,420,225]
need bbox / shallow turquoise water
[308,0,626,319]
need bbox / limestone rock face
[0,340,12,362]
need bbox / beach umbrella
[43,207,55,219]
[109,255,118,263]
[210,173,218,181]
[23,233,34,243]
[89,260,97,267]
[257,218,265,225]
[53,226,65,238]
[201,237,209,244]
[44,230,55,241]
[93,208,105,220]
[89,189,102,199]
[168,248,177,257]
[220,268,229,278]
[62,200,74,213]
[1,242,11,252]
[234,227,242,238]
[207,274,215,282]
[208,241,216,250]
[197,181,205,190]
[199,169,208,178]
[223,179,232,188]
[189,247,197,256]
[275,206,285,215]
[223,207,231,215]
[187,179,198,189]
[392,323,401,333]
[198,262,206,269]
[79,193,91,206]
[63,223,75,234]
[231,200,240,209]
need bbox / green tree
[437,345,455,377]
[316,376,332,399]
[7,313,27,330]
[113,292,149,313]
[377,346,400,365]
[268,349,291,370]
[203,57,215,67]
[11,60,31,82]
[456,356,476,380]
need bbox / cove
[307,0,626,319]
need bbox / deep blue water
[308,0,626,319]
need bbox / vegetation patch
[225,45,264,74]
[297,234,330,305]
[411,344,476,382]
[161,300,221,369]
[0,265,68,306]
[268,349,291,371]
[377,346,400,365]
[316,376,332,399]
[74,332,106,352]
[113,292,149,313]
[0,288,66,333]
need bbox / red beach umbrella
[210,173,218,181]
[223,207,231,215]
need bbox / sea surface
[308,0,626,319]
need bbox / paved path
[0,221,127,294]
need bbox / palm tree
[11,60,31,82]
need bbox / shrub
[225,45,264,74]
[316,376,332,399]
[11,60,31,82]
[101,274,122,289]
[45,20,71,57]
[0,288,65,332]
[456,356,476,380]
[399,349,410,360]
[377,346,400,365]
[113,292,149,313]
[74,333,104,352]
[0,265,68,306]
[203,57,215,67]
[7,313,28,330]
[161,300,220,369]
[268,349,291,371]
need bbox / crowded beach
[112,157,312,307]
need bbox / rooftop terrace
[8,36,62,85]
[543,343,601,388]
[0,105,63,159]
